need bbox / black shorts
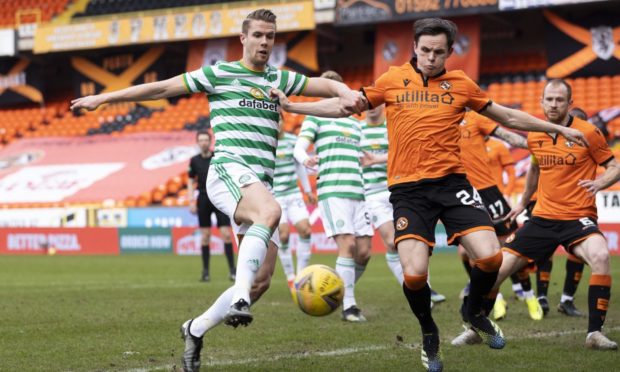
[197,193,230,228]
[389,174,494,249]
[478,185,518,236]
[524,200,537,220]
[503,216,602,264]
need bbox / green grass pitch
[1,252,618,371]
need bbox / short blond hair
[320,70,343,83]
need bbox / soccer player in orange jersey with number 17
[271,18,589,372]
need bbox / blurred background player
[72,9,367,372]
[485,137,516,198]
[497,79,620,350]
[294,70,374,322]
[274,116,316,290]
[188,130,236,282]
[360,104,446,303]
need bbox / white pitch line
[119,326,620,371]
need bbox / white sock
[512,283,523,293]
[561,294,574,303]
[296,236,312,273]
[277,243,295,282]
[386,252,404,284]
[523,289,535,299]
[190,286,234,337]
[232,224,271,306]
[354,262,367,283]
[336,256,356,309]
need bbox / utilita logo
[7,233,81,251]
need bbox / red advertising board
[0,227,119,255]
[0,132,196,204]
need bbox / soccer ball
[293,264,344,316]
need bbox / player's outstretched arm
[505,159,539,222]
[481,103,589,147]
[271,88,357,118]
[70,75,188,111]
[493,126,527,149]
[303,77,367,114]
[578,158,620,195]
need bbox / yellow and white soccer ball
[292,264,344,316]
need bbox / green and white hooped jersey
[299,116,364,201]
[274,132,300,197]
[360,120,388,196]
[183,61,308,187]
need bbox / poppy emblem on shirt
[440,81,452,91]
[403,79,411,87]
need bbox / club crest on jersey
[250,87,265,100]
[440,81,452,91]
[396,217,408,231]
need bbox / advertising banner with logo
[0,57,44,107]
[601,224,620,255]
[544,10,620,78]
[127,207,196,228]
[34,1,314,54]
[172,227,227,256]
[336,0,497,25]
[119,228,172,254]
[0,132,196,204]
[0,227,119,255]
[374,17,480,80]
[0,207,88,227]
[499,0,608,11]
[597,191,620,223]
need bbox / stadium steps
[51,0,90,25]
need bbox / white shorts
[318,197,374,238]
[207,162,280,247]
[276,191,310,226]
[366,190,393,229]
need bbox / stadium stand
[73,0,244,18]
[0,0,73,26]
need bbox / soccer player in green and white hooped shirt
[274,116,316,289]
[294,71,374,322]
[70,9,367,372]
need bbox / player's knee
[297,224,312,239]
[386,241,396,253]
[588,247,610,272]
[259,203,282,229]
[475,251,503,273]
[403,273,428,291]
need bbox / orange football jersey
[529,117,614,220]
[363,60,491,186]
[459,111,499,190]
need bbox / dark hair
[414,18,458,49]
[242,9,277,34]
[543,79,572,102]
[569,107,587,120]
[320,70,344,83]
[196,130,211,141]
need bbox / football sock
[536,258,552,297]
[564,255,585,298]
[277,243,295,282]
[336,257,356,309]
[190,286,235,337]
[467,252,502,319]
[588,274,611,333]
[232,224,271,306]
[201,244,210,272]
[296,236,312,273]
[354,262,368,283]
[461,254,472,276]
[386,252,404,284]
[224,242,236,273]
[402,279,437,334]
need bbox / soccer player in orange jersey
[486,137,516,196]
[495,80,620,350]
[271,19,588,371]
